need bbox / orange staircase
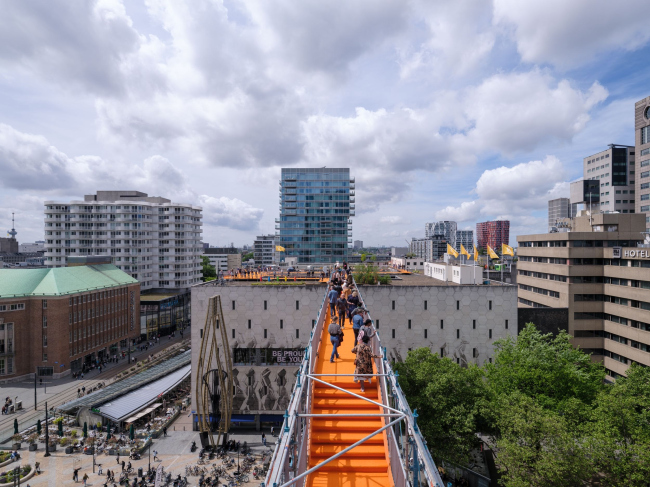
[306,313,393,487]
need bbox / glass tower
[277,168,355,264]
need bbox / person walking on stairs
[353,335,382,392]
[328,317,343,362]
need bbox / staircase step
[307,471,392,487]
[311,432,384,444]
[312,419,384,431]
[311,444,387,458]
[314,389,380,400]
[307,458,388,473]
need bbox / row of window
[518,284,560,298]
[518,269,567,282]
[518,298,550,308]
[0,303,25,312]
[574,330,650,353]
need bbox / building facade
[202,248,242,273]
[409,236,446,262]
[476,220,510,250]
[517,213,650,379]
[0,238,18,253]
[635,96,650,231]
[253,235,276,266]
[353,240,363,249]
[277,168,354,264]
[583,144,635,214]
[191,277,517,420]
[548,198,572,231]
[455,230,474,253]
[0,264,140,382]
[426,221,458,249]
[44,191,203,291]
[19,241,45,253]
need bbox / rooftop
[0,264,138,298]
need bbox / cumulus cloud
[380,216,407,224]
[435,201,480,222]
[494,0,650,68]
[0,123,263,232]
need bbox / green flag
[83,422,88,438]
[106,421,112,440]
[37,419,42,436]
[14,419,18,435]
[58,420,63,437]
[129,424,135,441]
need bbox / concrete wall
[358,285,518,365]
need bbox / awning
[96,365,190,422]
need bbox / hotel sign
[615,247,650,259]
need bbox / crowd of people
[326,263,381,393]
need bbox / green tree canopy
[201,256,216,281]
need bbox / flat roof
[140,294,180,302]
[0,264,138,298]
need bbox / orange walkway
[306,313,393,487]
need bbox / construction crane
[196,295,233,448]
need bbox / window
[424,300,427,310]
[232,300,236,310]
[280,320,283,329]
[296,329,299,339]
[505,319,509,330]
[376,320,379,329]
[43,316,47,328]
[489,300,492,310]
[248,320,251,329]
[200,329,203,338]
[264,329,267,339]
[456,301,460,310]
[232,329,235,339]
[408,319,411,329]
[440,347,444,357]
[264,300,267,310]
[473,348,477,358]
[489,329,492,339]
[642,126,650,145]
[43,334,47,347]
[42,353,47,362]
[440,319,444,329]
[473,319,476,329]
[392,329,395,339]
[424,329,428,339]
[456,329,460,339]
[392,300,395,310]
[296,300,300,311]
[42,300,47,309]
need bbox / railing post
[296,370,301,388]
[284,410,290,433]
[382,346,387,361]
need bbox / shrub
[70,430,78,438]
[60,437,70,447]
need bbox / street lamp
[44,401,50,457]
[34,368,37,411]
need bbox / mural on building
[229,366,298,413]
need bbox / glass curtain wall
[278,168,355,264]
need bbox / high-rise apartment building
[455,230,473,253]
[353,240,363,249]
[254,235,277,266]
[517,213,650,380]
[277,168,354,264]
[425,221,458,249]
[583,144,635,214]
[635,96,650,231]
[409,235,446,262]
[202,247,241,273]
[44,191,203,291]
[476,221,510,250]
[548,198,572,231]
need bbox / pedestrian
[357,319,375,343]
[336,295,348,327]
[78,388,81,397]
[271,426,275,437]
[121,460,125,472]
[262,432,266,446]
[73,468,79,482]
[327,286,338,318]
[82,386,86,394]
[98,464,103,475]
[116,454,120,465]
[353,335,382,392]
[163,426,167,437]
[328,316,342,363]
[83,473,89,487]
[81,372,84,379]
[352,311,363,348]
[153,450,158,461]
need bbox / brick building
[476,220,510,251]
[0,264,140,382]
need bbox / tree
[201,256,216,281]
[360,253,367,262]
[485,323,605,420]
[242,252,254,262]
[591,364,650,486]
[395,348,489,465]
[496,392,595,487]
[405,252,416,258]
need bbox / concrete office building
[253,235,277,266]
[353,240,364,249]
[517,213,650,379]
[635,96,650,231]
[277,168,354,264]
[409,236,446,262]
[44,191,203,291]
[202,248,242,273]
[476,221,510,250]
[455,230,474,253]
[191,275,517,420]
[426,221,458,249]
[19,241,45,253]
[0,238,18,253]
[0,264,140,382]
[583,144,635,214]
[548,198,572,231]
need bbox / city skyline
[2,1,650,247]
